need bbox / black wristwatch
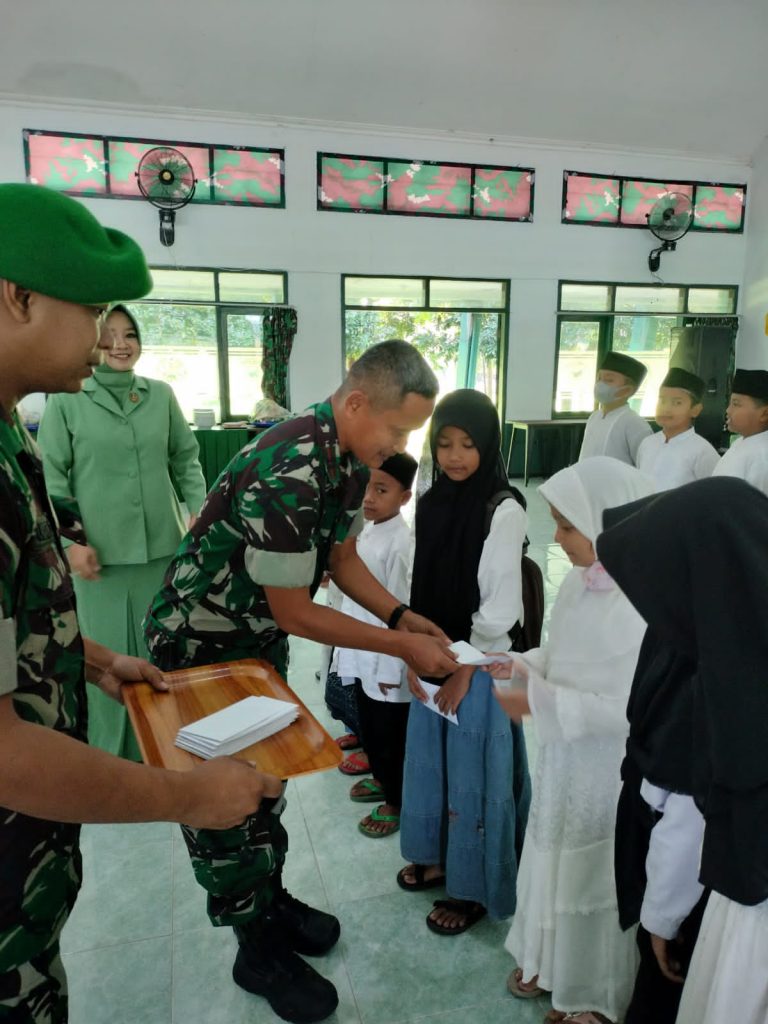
[387,603,410,630]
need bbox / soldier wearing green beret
[0,184,281,1022]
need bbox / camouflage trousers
[150,631,291,928]
[0,816,81,1023]
[0,937,67,1023]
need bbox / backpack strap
[485,489,530,555]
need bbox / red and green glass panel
[212,148,283,205]
[620,181,693,225]
[563,173,620,223]
[318,156,385,210]
[693,185,745,231]
[473,168,533,220]
[25,132,107,194]
[387,162,471,215]
[109,140,210,201]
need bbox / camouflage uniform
[144,400,368,928]
[0,412,88,1023]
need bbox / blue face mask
[594,380,627,405]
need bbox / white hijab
[539,456,655,545]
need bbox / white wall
[0,100,751,416]
[740,134,768,369]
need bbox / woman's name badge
[129,392,139,403]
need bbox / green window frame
[552,281,739,418]
[128,267,289,422]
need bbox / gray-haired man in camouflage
[144,341,457,1023]
[0,184,280,1024]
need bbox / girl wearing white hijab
[492,457,654,1024]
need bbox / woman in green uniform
[38,305,207,759]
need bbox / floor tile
[63,935,171,1024]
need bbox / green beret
[0,183,152,303]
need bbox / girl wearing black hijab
[597,477,768,1024]
[397,390,531,934]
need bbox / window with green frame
[553,282,738,417]
[125,268,287,422]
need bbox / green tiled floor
[61,480,568,1024]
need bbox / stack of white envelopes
[175,696,299,759]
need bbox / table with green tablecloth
[192,427,257,489]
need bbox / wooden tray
[124,659,342,778]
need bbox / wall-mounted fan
[646,192,694,273]
[135,147,197,247]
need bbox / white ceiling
[2,0,767,162]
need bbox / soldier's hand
[180,759,284,829]
[96,654,169,704]
[396,609,451,646]
[66,543,102,581]
[400,635,457,678]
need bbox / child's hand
[493,686,531,722]
[378,682,401,697]
[435,664,474,715]
[407,669,428,702]
[485,654,516,679]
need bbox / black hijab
[598,477,768,904]
[410,390,508,654]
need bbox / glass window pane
[387,162,471,216]
[212,148,283,205]
[128,303,220,421]
[693,185,746,231]
[473,168,533,220]
[318,155,385,211]
[563,173,620,223]
[147,269,216,302]
[612,316,679,416]
[687,287,737,314]
[614,286,684,313]
[344,277,426,308]
[26,132,107,195]
[218,272,285,303]
[226,313,264,416]
[560,283,612,311]
[429,279,506,309]
[620,181,693,226]
[554,320,600,413]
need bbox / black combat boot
[233,916,338,1024]
[269,881,341,956]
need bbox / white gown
[505,567,646,1020]
[712,431,768,497]
[676,893,768,1024]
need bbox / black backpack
[484,488,545,653]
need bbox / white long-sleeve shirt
[636,427,720,491]
[712,431,768,497]
[333,514,411,702]
[579,405,652,466]
[639,780,706,939]
[470,497,527,653]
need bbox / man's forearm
[0,708,189,824]
[270,596,407,659]
[82,637,115,683]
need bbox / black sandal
[396,864,445,892]
[426,898,487,935]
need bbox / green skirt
[74,557,171,760]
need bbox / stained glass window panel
[212,149,283,205]
[473,168,533,220]
[693,185,746,231]
[563,173,620,223]
[318,156,385,211]
[25,132,106,194]
[620,181,693,226]
[387,162,471,216]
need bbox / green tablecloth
[192,428,253,489]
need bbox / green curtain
[262,307,298,407]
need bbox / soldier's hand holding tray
[95,653,170,703]
[180,759,283,830]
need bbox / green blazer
[38,375,207,566]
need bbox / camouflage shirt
[0,411,88,969]
[144,399,368,662]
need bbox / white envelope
[418,680,459,725]
[449,640,514,667]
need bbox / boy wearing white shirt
[333,452,417,838]
[579,352,652,466]
[712,368,768,496]
[636,368,720,490]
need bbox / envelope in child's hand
[449,640,514,667]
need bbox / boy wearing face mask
[579,352,652,466]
